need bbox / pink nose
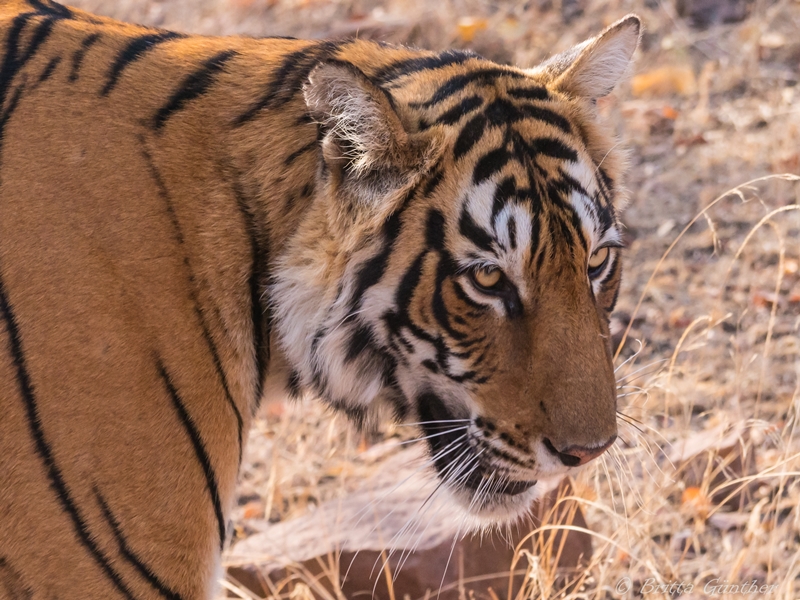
[544,435,616,467]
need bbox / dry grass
[65,0,800,597]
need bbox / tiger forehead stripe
[410,67,527,109]
[373,48,476,85]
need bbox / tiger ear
[534,15,641,99]
[304,61,427,214]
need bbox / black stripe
[394,252,427,318]
[140,141,244,464]
[1,84,24,132]
[157,361,227,551]
[0,259,135,600]
[94,487,183,600]
[283,140,316,166]
[451,280,483,310]
[425,209,446,251]
[152,49,237,130]
[528,137,577,161]
[326,397,367,429]
[344,323,376,363]
[27,0,72,19]
[0,556,33,599]
[101,31,184,96]
[473,147,511,184]
[484,97,521,127]
[555,167,590,201]
[553,210,578,259]
[0,12,62,141]
[373,49,474,84]
[421,359,438,373]
[528,212,541,270]
[507,86,549,101]
[410,68,525,109]
[490,176,516,223]
[68,32,100,82]
[434,95,483,125]
[18,15,56,64]
[517,104,572,134]
[431,250,466,341]
[347,183,419,313]
[603,258,622,313]
[458,206,494,252]
[231,174,270,412]
[453,114,486,160]
[233,41,341,126]
[286,370,302,399]
[422,169,443,197]
[35,54,61,85]
[507,215,517,249]
[598,167,614,197]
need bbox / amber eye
[588,246,610,275]
[472,266,503,290]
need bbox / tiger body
[0,1,639,598]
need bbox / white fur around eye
[588,246,609,270]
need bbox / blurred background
[66,0,800,598]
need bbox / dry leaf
[457,16,488,43]
[759,32,786,49]
[682,487,711,519]
[631,66,697,97]
[242,500,265,520]
[669,307,692,329]
[752,290,779,309]
[661,105,679,120]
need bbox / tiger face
[273,16,640,522]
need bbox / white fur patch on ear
[303,61,405,178]
[547,15,641,99]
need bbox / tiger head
[272,16,640,522]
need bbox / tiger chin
[1,0,639,597]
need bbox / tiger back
[0,1,640,598]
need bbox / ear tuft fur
[303,61,409,179]
[538,15,641,99]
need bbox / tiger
[0,1,640,597]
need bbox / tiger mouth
[417,391,536,497]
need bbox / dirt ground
[64,0,800,598]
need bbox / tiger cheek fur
[0,1,639,597]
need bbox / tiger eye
[473,267,502,289]
[588,246,610,270]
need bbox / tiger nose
[544,435,617,467]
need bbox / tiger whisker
[394,452,484,577]
[616,413,645,435]
[374,444,480,584]
[395,419,472,428]
[342,435,471,586]
[348,434,468,533]
[613,339,644,372]
[615,358,668,385]
[394,427,470,447]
